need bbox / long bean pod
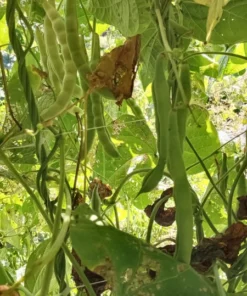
[176,62,191,151]
[219,152,228,197]
[81,94,95,158]
[126,99,145,119]
[65,0,90,92]
[34,27,48,72]
[90,32,119,157]
[41,1,78,121]
[167,110,193,264]
[91,92,119,157]
[236,157,247,197]
[43,13,82,99]
[138,54,171,194]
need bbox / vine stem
[146,195,170,244]
[186,129,247,172]
[0,147,52,229]
[213,262,227,296]
[228,155,247,226]
[201,156,244,208]
[155,6,188,107]
[0,50,21,130]
[184,51,247,62]
[40,136,66,295]
[0,148,95,295]
[186,137,237,221]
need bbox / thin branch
[0,50,22,130]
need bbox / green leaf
[0,15,9,47]
[110,114,156,155]
[218,43,247,77]
[0,210,20,249]
[30,1,45,23]
[184,105,220,175]
[25,239,50,293]
[71,204,216,296]
[87,0,151,36]
[139,20,163,89]
[0,262,12,285]
[187,52,218,78]
[182,0,247,44]
[93,143,132,187]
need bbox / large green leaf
[110,114,156,155]
[184,105,220,175]
[139,20,163,89]
[70,204,216,296]
[182,0,247,44]
[93,143,132,187]
[87,0,151,36]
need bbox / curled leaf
[88,35,141,105]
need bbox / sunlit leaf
[71,204,216,296]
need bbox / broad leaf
[139,20,163,89]
[184,105,220,174]
[218,43,247,77]
[93,143,132,188]
[71,204,216,296]
[182,0,247,44]
[110,114,156,155]
[87,0,151,36]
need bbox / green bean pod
[138,54,171,194]
[167,110,193,264]
[91,92,119,158]
[90,31,118,157]
[126,99,144,119]
[219,152,228,196]
[47,59,61,95]
[43,16,64,82]
[236,157,247,196]
[34,27,48,72]
[43,5,82,99]
[176,62,191,151]
[91,185,101,215]
[41,1,79,121]
[81,94,95,159]
[65,0,90,92]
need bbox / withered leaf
[237,195,247,220]
[158,222,247,274]
[144,187,175,227]
[191,222,247,273]
[71,249,107,295]
[89,178,112,200]
[88,35,141,105]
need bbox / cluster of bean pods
[34,0,118,158]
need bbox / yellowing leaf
[206,0,225,42]
[0,15,9,47]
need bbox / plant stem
[184,51,247,62]
[0,147,52,229]
[201,156,244,208]
[63,247,97,296]
[186,129,247,172]
[186,137,237,221]
[146,195,170,244]
[155,6,188,107]
[213,262,227,296]
[228,156,247,226]
[40,136,66,295]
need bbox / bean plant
[0,0,247,295]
